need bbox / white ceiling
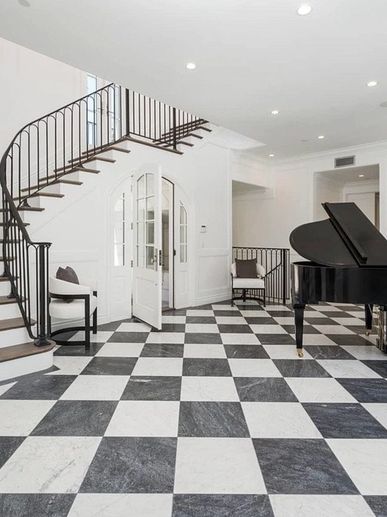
[1,0,387,158]
[316,164,379,186]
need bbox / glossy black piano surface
[290,202,387,357]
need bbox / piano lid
[290,202,387,268]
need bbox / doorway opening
[162,178,174,310]
[314,164,380,228]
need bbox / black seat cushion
[235,258,257,278]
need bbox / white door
[133,166,162,329]
[109,179,132,321]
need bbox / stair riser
[0,281,11,297]
[0,326,36,348]
[18,210,43,224]
[0,349,53,382]
[0,303,21,319]
[28,196,62,211]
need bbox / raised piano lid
[289,202,387,267]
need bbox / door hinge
[130,222,133,230]
[130,260,133,268]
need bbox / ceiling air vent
[335,156,355,168]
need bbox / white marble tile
[181,377,239,401]
[249,325,287,334]
[69,331,113,343]
[313,325,354,335]
[0,382,16,396]
[46,356,92,375]
[185,324,219,333]
[95,342,144,357]
[0,436,100,493]
[272,317,299,325]
[69,494,173,517]
[131,357,183,376]
[242,402,321,438]
[221,333,260,345]
[303,311,327,318]
[265,305,289,311]
[162,315,186,324]
[174,437,266,494]
[291,334,336,346]
[342,345,387,360]
[328,439,387,495]
[186,310,214,316]
[215,316,246,325]
[331,317,366,326]
[229,359,281,378]
[285,378,356,403]
[348,311,366,318]
[318,360,381,378]
[309,305,340,312]
[363,404,387,429]
[146,332,185,344]
[270,495,374,517]
[0,400,55,436]
[60,375,129,400]
[263,345,312,359]
[240,310,270,318]
[184,344,226,358]
[105,401,179,437]
[116,322,151,332]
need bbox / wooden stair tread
[123,136,183,155]
[0,317,35,332]
[81,155,116,164]
[21,178,83,193]
[0,277,10,282]
[18,206,44,212]
[0,296,18,305]
[0,341,55,364]
[54,164,100,174]
[0,222,30,227]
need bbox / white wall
[232,142,387,262]
[0,37,87,155]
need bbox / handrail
[0,81,208,346]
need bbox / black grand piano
[290,202,387,357]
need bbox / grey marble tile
[163,308,187,315]
[98,320,128,331]
[338,378,387,402]
[121,376,181,400]
[0,437,24,468]
[141,344,184,358]
[31,400,117,436]
[186,316,217,324]
[157,323,186,333]
[213,310,244,317]
[253,438,358,494]
[305,317,336,325]
[245,317,277,325]
[365,496,387,517]
[183,358,232,376]
[80,437,176,493]
[108,331,149,343]
[172,494,273,517]
[179,401,249,437]
[218,324,253,334]
[256,334,295,345]
[282,325,321,334]
[235,377,298,402]
[328,335,371,346]
[362,361,387,378]
[274,359,331,377]
[0,375,76,400]
[0,494,75,517]
[224,345,269,359]
[185,333,222,344]
[54,344,103,356]
[305,345,354,360]
[303,403,387,438]
[80,357,137,375]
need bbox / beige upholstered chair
[231,262,266,306]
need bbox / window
[179,203,187,263]
[113,193,126,266]
[136,173,155,269]
[87,74,98,146]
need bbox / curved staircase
[0,82,210,381]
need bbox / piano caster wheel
[297,349,304,358]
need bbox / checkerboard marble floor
[1,301,387,516]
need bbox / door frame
[162,176,175,311]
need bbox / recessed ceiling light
[358,174,365,178]
[297,3,312,16]
[271,110,279,115]
[318,135,325,139]
[186,62,196,71]
[367,80,378,87]
[269,153,275,158]
[18,0,30,6]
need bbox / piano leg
[294,303,305,358]
[365,304,373,336]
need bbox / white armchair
[49,276,98,348]
[231,262,266,306]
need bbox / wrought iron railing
[0,81,207,345]
[232,246,291,305]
